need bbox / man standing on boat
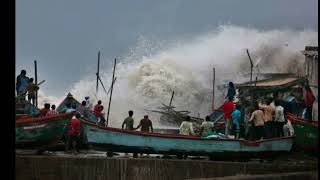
[27,78,39,106]
[225,82,236,100]
[179,116,194,136]
[274,100,286,137]
[122,110,134,130]
[223,96,235,136]
[85,96,93,110]
[16,69,29,101]
[304,86,315,122]
[249,102,265,140]
[232,104,242,139]
[259,98,275,138]
[135,115,153,133]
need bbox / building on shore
[301,46,318,121]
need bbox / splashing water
[40,25,318,128]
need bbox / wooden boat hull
[81,120,293,156]
[287,113,318,153]
[16,113,74,149]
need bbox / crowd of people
[16,69,316,154]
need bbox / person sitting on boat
[200,116,214,137]
[85,96,93,110]
[259,98,275,139]
[40,103,51,116]
[283,119,294,136]
[225,82,236,101]
[78,101,89,118]
[122,110,134,130]
[16,69,29,102]
[26,78,39,106]
[179,116,195,136]
[249,102,265,140]
[68,113,81,154]
[135,115,153,133]
[232,104,241,139]
[304,86,315,122]
[223,96,235,136]
[274,99,286,137]
[46,104,59,116]
[98,105,106,126]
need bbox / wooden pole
[106,58,117,126]
[169,91,175,108]
[34,60,38,107]
[212,68,215,112]
[96,51,100,95]
[246,49,253,83]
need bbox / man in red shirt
[94,100,104,124]
[304,86,315,122]
[223,96,235,136]
[68,114,81,154]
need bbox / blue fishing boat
[57,93,97,123]
[81,119,293,156]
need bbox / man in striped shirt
[46,104,59,116]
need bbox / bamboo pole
[212,68,215,112]
[96,51,100,95]
[169,91,175,108]
[246,49,253,83]
[106,58,117,127]
[34,60,38,107]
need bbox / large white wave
[39,25,318,128]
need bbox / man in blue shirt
[232,104,241,139]
[16,70,29,101]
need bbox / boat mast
[246,49,253,84]
[96,51,100,96]
[34,60,38,107]
[212,67,215,112]
[106,58,117,127]
[169,91,175,109]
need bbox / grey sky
[16,0,318,97]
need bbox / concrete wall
[188,171,318,180]
[16,156,318,180]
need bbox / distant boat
[16,113,74,149]
[81,119,294,156]
[287,113,318,153]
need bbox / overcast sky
[16,0,318,97]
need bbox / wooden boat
[15,100,41,119]
[16,113,74,149]
[81,119,294,156]
[56,93,97,123]
[287,113,318,153]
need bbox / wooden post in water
[34,60,38,107]
[106,58,117,127]
[246,49,253,83]
[96,51,100,95]
[212,68,215,112]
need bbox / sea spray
[38,25,318,128]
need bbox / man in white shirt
[200,116,214,137]
[85,96,93,110]
[274,100,286,137]
[283,119,294,136]
[179,116,194,136]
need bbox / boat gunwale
[287,113,318,127]
[16,112,74,125]
[81,119,294,147]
